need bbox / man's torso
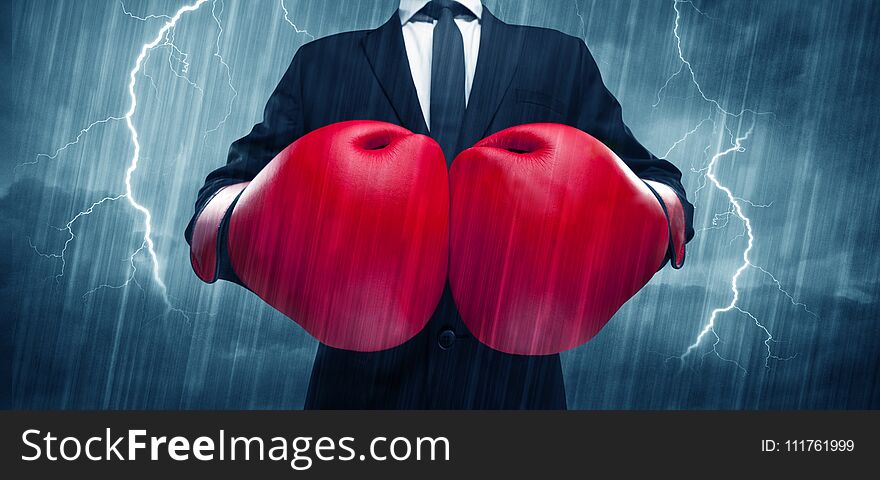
[293,12,587,409]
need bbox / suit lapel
[362,16,429,135]
[456,8,524,155]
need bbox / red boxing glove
[449,123,674,355]
[192,121,449,352]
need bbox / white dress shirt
[398,0,482,130]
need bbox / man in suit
[186,0,695,409]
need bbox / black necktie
[425,0,468,163]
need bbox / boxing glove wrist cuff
[190,182,249,283]
[643,180,687,269]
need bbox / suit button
[438,329,456,350]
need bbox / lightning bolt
[122,1,212,308]
[81,243,147,300]
[161,27,205,94]
[28,194,127,281]
[570,0,610,67]
[13,115,124,173]
[661,114,713,159]
[655,1,767,119]
[657,0,815,371]
[24,0,315,324]
[123,1,206,94]
[123,0,212,313]
[280,0,314,40]
[119,0,171,22]
[571,0,814,372]
[679,123,760,374]
[573,0,587,39]
[202,0,238,143]
[22,0,211,319]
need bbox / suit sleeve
[573,41,694,268]
[184,50,305,282]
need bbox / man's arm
[573,41,694,268]
[185,51,305,282]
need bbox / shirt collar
[398,0,483,24]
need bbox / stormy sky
[2,0,878,409]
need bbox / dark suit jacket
[185,8,695,409]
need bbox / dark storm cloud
[1,179,316,409]
[564,283,880,409]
